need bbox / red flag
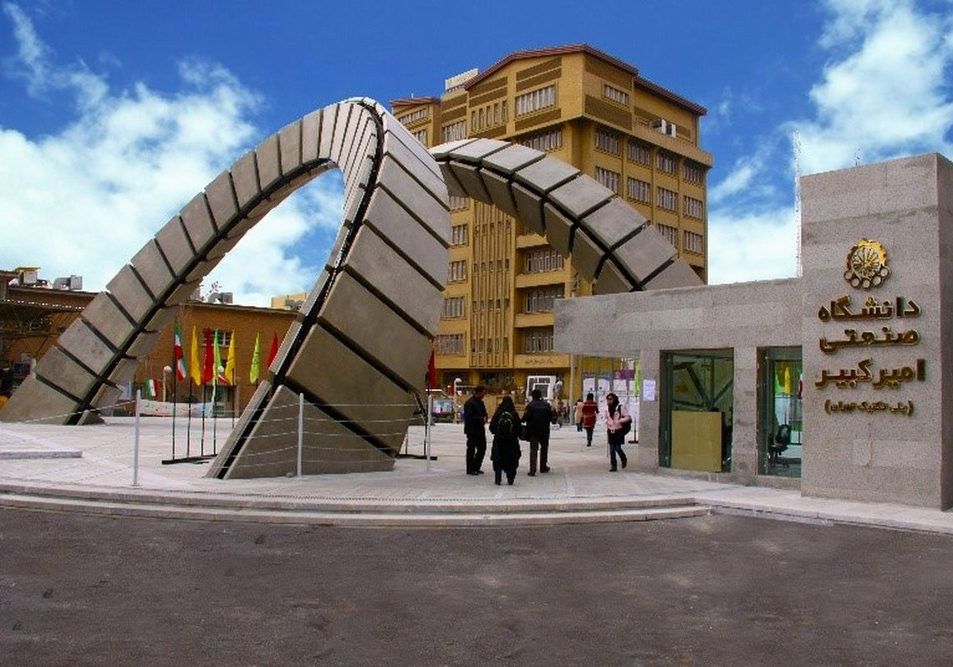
[427,343,437,390]
[173,324,186,381]
[202,328,214,384]
[266,332,279,368]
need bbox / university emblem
[844,239,889,289]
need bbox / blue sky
[3,0,953,305]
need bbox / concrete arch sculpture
[2,99,701,479]
[429,138,701,293]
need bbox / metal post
[426,393,434,472]
[297,391,304,478]
[133,389,141,487]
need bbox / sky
[2,0,953,306]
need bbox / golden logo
[844,239,889,289]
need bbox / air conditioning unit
[651,119,677,138]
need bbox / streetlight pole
[162,366,172,402]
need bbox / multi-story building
[391,44,713,403]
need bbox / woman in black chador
[488,395,522,485]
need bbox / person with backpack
[521,388,555,476]
[488,395,522,485]
[605,392,632,472]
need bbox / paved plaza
[1,417,953,533]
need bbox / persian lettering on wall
[814,239,923,417]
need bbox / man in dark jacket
[521,388,554,476]
[463,385,488,475]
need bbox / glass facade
[759,347,803,478]
[660,350,733,472]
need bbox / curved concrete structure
[2,100,701,480]
[429,138,702,293]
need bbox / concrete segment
[178,193,217,255]
[130,240,175,301]
[79,294,137,351]
[277,119,302,176]
[106,265,154,323]
[255,133,282,192]
[480,169,520,218]
[154,216,195,275]
[204,170,239,230]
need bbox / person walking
[573,398,584,432]
[463,385,488,476]
[581,392,598,447]
[605,392,632,472]
[488,395,522,485]
[521,388,554,476]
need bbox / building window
[684,230,704,254]
[451,224,468,246]
[524,247,566,274]
[411,128,427,145]
[595,167,620,194]
[523,327,554,353]
[595,127,621,155]
[523,286,564,313]
[519,128,563,151]
[603,83,629,106]
[684,196,704,220]
[449,260,468,282]
[435,333,464,355]
[657,223,678,247]
[627,178,651,204]
[442,296,465,318]
[657,187,678,212]
[449,195,469,211]
[515,84,556,116]
[684,161,704,185]
[656,151,678,175]
[441,120,467,143]
[398,109,428,126]
[628,140,652,166]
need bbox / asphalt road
[2,509,952,666]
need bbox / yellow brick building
[392,44,712,401]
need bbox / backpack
[612,405,632,436]
[497,411,516,438]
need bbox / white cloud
[707,0,953,284]
[0,4,343,307]
[707,207,801,285]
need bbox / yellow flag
[249,333,261,384]
[190,326,202,387]
[224,330,236,385]
[213,330,223,387]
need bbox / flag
[173,324,186,381]
[249,332,261,384]
[190,326,202,387]
[144,378,157,398]
[426,342,437,390]
[202,328,214,384]
[266,332,279,368]
[224,331,236,385]
[213,330,223,386]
